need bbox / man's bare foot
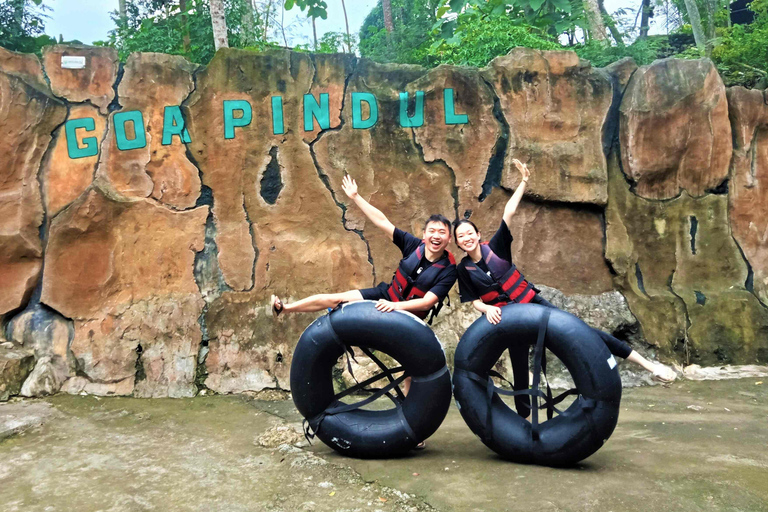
[413,441,426,450]
[271,295,284,319]
[651,364,677,384]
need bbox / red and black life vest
[461,243,535,306]
[387,242,456,320]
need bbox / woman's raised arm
[502,159,530,227]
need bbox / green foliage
[574,36,677,67]
[0,0,55,55]
[434,0,586,41]
[100,0,269,65]
[712,0,768,87]
[283,0,328,20]
[427,13,559,67]
[293,30,356,53]
[358,0,441,65]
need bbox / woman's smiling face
[455,222,480,253]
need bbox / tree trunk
[281,5,288,47]
[312,16,318,51]
[639,0,652,38]
[241,0,257,45]
[598,0,624,45]
[263,0,273,42]
[682,0,707,52]
[382,0,394,34]
[583,0,608,41]
[209,0,229,50]
[341,0,352,53]
[118,0,127,24]
[703,0,717,55]
[180,0,191,54]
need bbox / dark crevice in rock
[2,304,28,341]
[193,186,232,298]
[689,215,698,255]
[479,77,509,202]
[242,190,259,293]
[195,339,209,392]
[307,62,377,284]
[107,62,124,113]
[634,263,649,298]
[134,344,146,383]
[310,148,377,283]
[695,291,706,305]
[750,128,762,184]
[185,66,232,303]
[260,146,283,205]
[600,65,637,157]
[611,320,643,346]
[519,194,607,215]
[26,104,71,311]
[732,236,762,306]
[706,178,729,195]
[667,269,691,365]
[409,127,460,221]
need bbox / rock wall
[1,44,766,399]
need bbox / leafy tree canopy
[0,0,55,55]
[99,0,271,64]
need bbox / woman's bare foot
[270,295,284,319]
[413,441,426,450]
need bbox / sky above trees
[43,0,664,46]
[45,0,379,45]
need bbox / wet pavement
[1,378,766,512]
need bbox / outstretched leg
[272,290,364,315]
[529,294,677,383]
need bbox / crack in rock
[307,60,377,284]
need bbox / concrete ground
[0,379,766,512]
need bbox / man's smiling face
[423,221,451,255]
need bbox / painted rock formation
[1,44,767,399]
[42,45,118,113]
[41,189,208,397]
[606,153,768,363]
[727,87,768,306]
[186,49,372,394]
[0,69,66,316]
[483,48,613,205]
[95,53,201,209]
[620,58,732,200]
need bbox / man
[271,175,457,321]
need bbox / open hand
[341,174,358,199]
[512,159,530,182]
[375,299,398,313]
[485,306,502,325]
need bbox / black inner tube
[290,301,453,458]
[453,303,622,466]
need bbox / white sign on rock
[61,56,86,69]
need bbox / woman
[454,159,676,418]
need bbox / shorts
[359,282,390,301]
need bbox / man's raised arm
[342,174,395,239]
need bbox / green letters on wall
[444,88,468,125]
[351,92,378,130]
[399,91,424,128]
[272,96,285,135]
[65,117,99,159]
[162,106,191,145]
[114,110,147,151]
[304,93,330,132]
[223,100,253,139]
